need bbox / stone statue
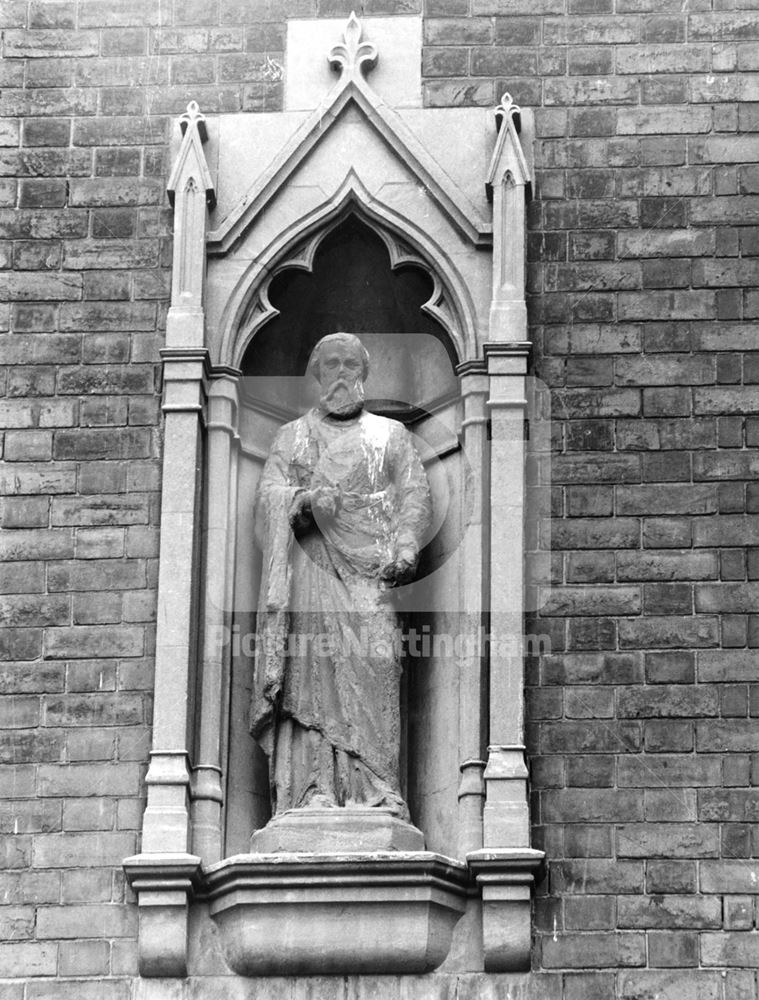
[250,333,432,826]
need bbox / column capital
[160,348,211,414]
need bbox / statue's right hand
[310,485,339,519]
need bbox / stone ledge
[123,849,544,977]
[133,972,563,1000]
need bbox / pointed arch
[217,171,478,370]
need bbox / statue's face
[316,341,365,417]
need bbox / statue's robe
[250,407,431,817]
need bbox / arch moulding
[217,175,477,370]
[124,12,543,992]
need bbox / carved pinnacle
[494,93,522,135]
[180,100,208,142]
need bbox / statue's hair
[309,333,370,381]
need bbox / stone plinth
[250,807,425,853]
[206,852,468,976]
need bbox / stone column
[480,95,535,857]
[482,342,532,852]
[125,101,215,978]
[455,361,489,858]
[141,347,208,856]
[191,368,241,865]
[465,94,543,973]
[467,343,543,974]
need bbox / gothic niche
[225,216,464,864]
[126,13,541,983]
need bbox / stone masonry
[1,0,759,997]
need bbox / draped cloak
[250,407,431,817]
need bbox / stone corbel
[486,94,531,343]
[467,849,544,971]
[205,853,469,976]
[123,854,202,977]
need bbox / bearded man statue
[249,333,432,827]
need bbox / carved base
[206,852,468,976]
[250,807,425,853]
[123,848,544,977]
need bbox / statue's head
[309,333,369,418]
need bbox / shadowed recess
[240,216,457,412]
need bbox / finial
[494,93,521,134]
[179,100,208,141]
[328,12,378,82]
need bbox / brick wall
[1,0,759,994]
[504,2,759,995]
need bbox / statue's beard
[320,377,365,418]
